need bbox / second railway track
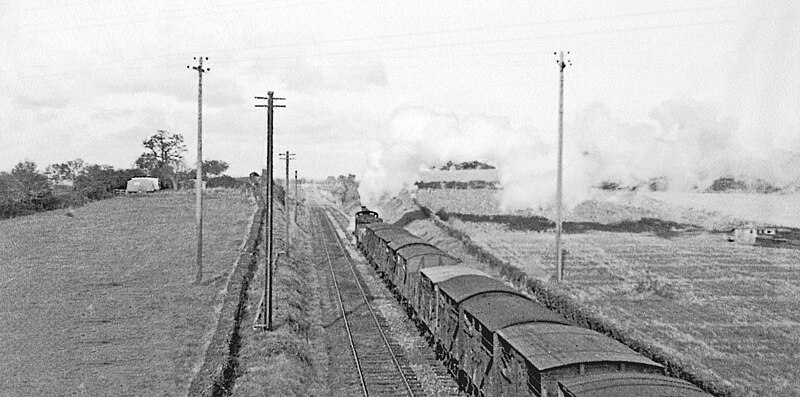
[311,206,424,397]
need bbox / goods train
[353,207,711,397]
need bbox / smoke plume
[360,2,799,210]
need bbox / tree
[45,158,85,185]
[201,160,229,177]
[10,161,56,213]
[135,130,186,189]
[75,164,145,200]
[177,160,230,189]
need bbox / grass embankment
[232,201,329,396]
[0,191,254,396]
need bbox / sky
[1,1,798,207]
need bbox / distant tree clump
[135,130,186,189]
[325,174,360,205]
[0,161,61,218]
[708,176,780,193]
[439,160,495,170]
[75,165,145,200]
[45,158,85,185]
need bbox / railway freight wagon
[456,288,569,395]
[394,245,459,302]
[491,322,667,396]
[361,223,406,262]
[427,273,520,366]
[557,372,711,397]
[415,266,490,337]
[383,235,431,276]
[355,210,713,397]
[371,228,417,275]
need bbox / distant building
[126,177,160,193]
[730,226,800,248]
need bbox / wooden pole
[280,151,295,257]
[189,56,209,285]
[255,92,285,331]
[555,51,569,282]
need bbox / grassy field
[451,219,800,395]
[0,191,253,396]
[404,188,800,395]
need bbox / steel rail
[316,206,416,397]
[315,210,370,397]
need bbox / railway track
[311,206,424,397]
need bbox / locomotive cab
[354,206,382,247]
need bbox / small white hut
[126,177,160,193]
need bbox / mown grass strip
[187,205,264,397]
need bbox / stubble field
[416,188,800,395]
[0,192,253,396]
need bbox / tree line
[0,130,239,220]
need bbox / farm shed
[558,372,711,397]
[126,177,160,193]
[731,226,800,248]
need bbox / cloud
[279,58,388,92]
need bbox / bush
[207,175,243,189]
[75,167,145,200]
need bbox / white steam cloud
[360,2,799,210]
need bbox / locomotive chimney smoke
[361,2,799,210]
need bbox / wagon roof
[461,292,569,332]
[559,372,710,397]
[387,236,432,250]
[365,223,404,232]
[497,323,661,371]
[421,265,488,283]
[437,274,515,304]
[374,228,415,242]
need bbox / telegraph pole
[294,170,299,223]
[254,92,285,331]
[279,151,296,257]
[188,56,209,285]
[554,51,570,282]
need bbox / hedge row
[413,201,737,397]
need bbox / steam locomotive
[353,207,710,397]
